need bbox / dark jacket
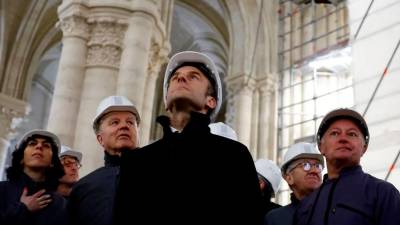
[67,152,121,225]
[265,194,299,225]
[260,190,281,216]
[113,112,263,225]
[0,173,67,225]
[295,165,400,225]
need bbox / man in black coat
[113,51,263,225]
[67,95,140,225]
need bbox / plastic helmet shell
[92,95,140,131]
[255,159,282,195]
[59,145,82,163]
[16,129,61,154]
[209,122,238,141]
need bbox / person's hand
[20,188,52,212]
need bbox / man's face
[96,111,139,155]
[284,158,322,199]
[319,119,367,167]
[59,155,80,184]
[166,66,216,114]
[22,137,54,171]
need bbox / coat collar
[104,151,121,167]
[156,111,211,138]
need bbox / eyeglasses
[287,161,323,173]
[61,159,82,169]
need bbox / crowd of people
[1,50,399,225]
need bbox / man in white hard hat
[68,95,140,225]
[265,142,324,225]
[255,159,282,216]
[295,108,400,225]
[57,145,82,198]
[114,51,262,225]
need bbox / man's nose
[338,133,350,143]
[176,73,187,82]
[119,121,134,129]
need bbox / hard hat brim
[92,105,141,130]
[60,149,83,163]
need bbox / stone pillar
[0,94,26,178]
[117,12,155,114]
[257,77,277,160]
[74,18,126,175]
[47,16,89,146]
[225,75,255,156]
[139,43,168,146]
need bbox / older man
[114,51,262,225]
[295,108,400,225]
[57,145,83,198]
[68,95,140,225]
[265,142,323,225]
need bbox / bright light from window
[308,47,352,69]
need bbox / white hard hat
[255,159,282,195]
[92,95,140,131]
[281,142,324,174]
[59,145,82,163]
[163,51,223,120]
[16,129,61,154]
[209,122,238,141]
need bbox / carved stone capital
[257,75,278,96]
[225,74,256,100]
[224,74,256,126]
[86,18,127,68]
[0,94,27,138]
[148,40,170,76]
[58,16,90,40]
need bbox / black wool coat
[113,112,264,225]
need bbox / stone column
[117,12,155,114]
[47,16,89,146]
[139,43,168,146]
[73,18,126,175]
[0,94,26,178]
[225,75,255,156]
[257,76,277,160]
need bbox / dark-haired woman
[0,130,67,225]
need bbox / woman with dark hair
[0,129,67,225]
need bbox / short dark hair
[6,135,65,190]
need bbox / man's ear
[96,133,103,146]
[284,173,294,186]
[318,143,326,156]
[361,143,368,156]
[205,96,217,109]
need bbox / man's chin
[166,97,202,111]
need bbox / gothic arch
[1,0,62,100]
